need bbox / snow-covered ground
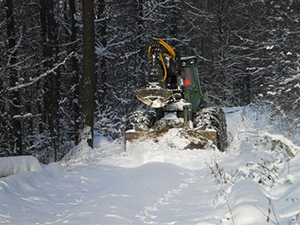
[0,106,299,225]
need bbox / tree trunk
[135,0,146,88]
[6,0,22,155]
[40,0,59,161]
[81,0,95,148]
[98,0,107,107]
[202,0,214,93]
[169,0,178,46]
[70,0,80,144]
[217,0,230,103]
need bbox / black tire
[194,107,228,152]
[125,110,155,131]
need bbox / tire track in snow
[135,171,197,224]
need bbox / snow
[267,91,277,96]
[0,156,41,178]
[162,112,180,121]
[0,106,300,225]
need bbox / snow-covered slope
[0,106,299,225]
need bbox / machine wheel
[125,110,155,131]
[193,107,228,152]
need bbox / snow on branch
[143,0,172,18]
[281,73,300,85]
[0,52,74,96]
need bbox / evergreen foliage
[0,0,299,162]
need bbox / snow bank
[0,156,41,178]
[223,180,274,225]
[220,106,300,225]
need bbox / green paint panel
[181,56,206,113]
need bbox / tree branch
[0,52,73,96]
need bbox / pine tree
[81,0,96,148]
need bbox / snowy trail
[0,106,299,225]
[0,158,224,224]
[135,169,215,225]
[62,145,228,225]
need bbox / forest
[0,0,299,163]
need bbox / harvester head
[136,85,173,108]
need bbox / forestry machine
[125,39,228,151]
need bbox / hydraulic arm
[136,39,176,108]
